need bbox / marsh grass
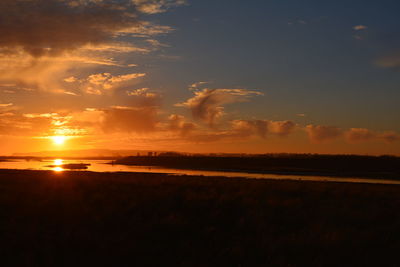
[1,170,400,266]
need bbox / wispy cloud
[376,52,400,70]
[65,72,146,95]
[353,25,368,31]
[0,0,182,93]
[132,0,186,14]
[0,103,13,108]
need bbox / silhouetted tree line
[114,153,400,179]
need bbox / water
[0,158,399,185]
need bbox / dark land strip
[1,169,400,266]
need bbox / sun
[52,136,67,145]
[54,159,63,166]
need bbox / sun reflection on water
[53,159,64,172]
[53,166,64,172]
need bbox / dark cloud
[0,0,183,57]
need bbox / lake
[1,158,400,185]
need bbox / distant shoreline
[113,154,400,180]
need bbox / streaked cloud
[0,103,13,108]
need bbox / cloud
[64,77,78,83]
[0,0,134,57]
[379,131,400,143]
[67,72,146,95]
[68,105,159,134]
[177,88,263,126]
[102,107,158,133]
[345,128,376,143]
[189,81,210,90]
[0,0,183,93]
[0,103,13,108]
[127,88,158,98]
[305,125,343,143]
[376,53,400,70]
[101,106,158,133]
[231,120,269,138]
[0,55,123,94]
[269,120,296,136]
[345,128,400,144]
[132,0,186,14]
[0,112,54,136]
[353,25,368,31]
[231,120,296,138]
[0,0,183,58]
[168,114,196,137]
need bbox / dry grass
[1,169,400,266]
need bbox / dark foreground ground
[1,170,400,267]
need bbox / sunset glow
[0,0,398,156]
[54,159,63,166]
[1,2,399,266]
[51,136,67,146]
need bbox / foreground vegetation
[1,170,400,266]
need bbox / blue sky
[140,0,400,130]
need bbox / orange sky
[0,0,399,156]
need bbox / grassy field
[1,169,400,266]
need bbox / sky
[0,0,399,155]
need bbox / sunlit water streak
[0,159,399,185]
